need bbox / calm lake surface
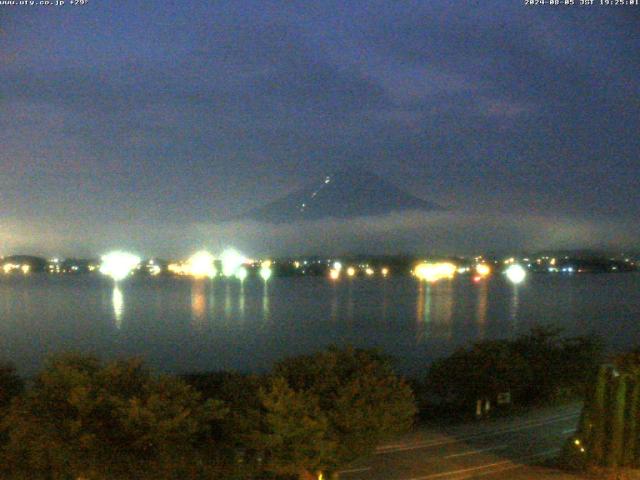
[1,273,639,376]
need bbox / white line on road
[337,467,372,475]
[443,444,508,459]
[378,407,580,452]
[376,412,578,454]
[403,448,560,480]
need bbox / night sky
[2,1,639,257]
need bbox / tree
[0,362,23,413]
[256,377,335,479]
[426,327,604,414]
[511,326,565,402]
[251,347,416,479]
[183,371,266,476]
[426,339,529,410]
[0,353,226,479]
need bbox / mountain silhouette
[232,168,442,224]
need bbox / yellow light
[262,259,272,268]
[99,251,141,282]
[574,439,581,446]
[187,250,217,278]
[347,266,356,277]
[381,267,389,277]
[329,269,340,280]
[168,262,186,275]
[476,264,491,277]
[414,262,456,283]
[293,261,300,269]
[3,263,16,274]
[365,267,374,276]
[221,248,246,277]
[21,265,30,274]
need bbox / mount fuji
[232,168,442,224]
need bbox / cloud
[3,211,636,259]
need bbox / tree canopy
[0,353,226,479]
[0,362,23,413]
[425,326,603,411]
[252,346,417,478]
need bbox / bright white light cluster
[100,251,141,281]
[221,249,246,277]
[505,264,527,284]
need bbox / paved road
[338,403,582,480]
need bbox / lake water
[1,273,639,377]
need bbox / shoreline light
[187,250,217,278]
[148,264,162,276]
[475,264,491,278]
[236,266,248,281]
[414,262,456,283]
[221,248,246,277]
[2,263,31,275]
[260,261,272,281]
[100,251,141,282]
[505,264,527,284]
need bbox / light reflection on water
[239,282,246,321]
[509,285,520,334]
[224,283,232,321]
[433,281,454,340]
[415,283,428,343]
[190,281,206,329]
[0,273,639,376]
[476,281,488,339]
[112,286,124,329]
[262,283,270,322]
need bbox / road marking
[403,448,560,480]
[455,448,561,480]
[337,467,372,475]
[443,444,508,459]
[379,406,581,452]
[562,428,576,434]
[377,412,579,454]
[378,411,579,451]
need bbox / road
[338,403,584,480]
